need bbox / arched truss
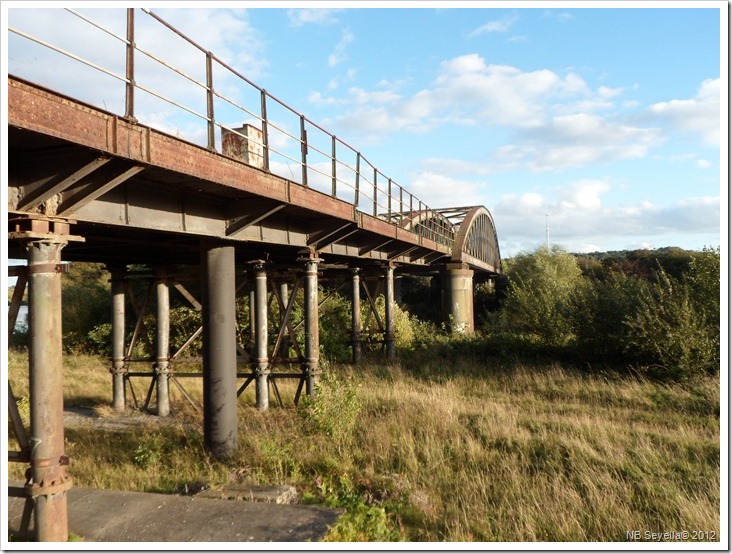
[388,210,456,248]
[436,206,503,274]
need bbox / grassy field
[7,349,721,543]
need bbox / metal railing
[8,7,455,249]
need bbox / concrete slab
[8,481,341,543]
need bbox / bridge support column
[302,255,321,398]
[384,265,396,361]
[279,282,290,359]
[27,238,71,541]
[441,263,475,334]
[155,268,171,417]
[253,262,270,411]
[109,267,127,412]
[201,240,238,460]
[351,269,362,365]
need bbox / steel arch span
[434,206,502,274]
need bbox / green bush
[62,263,111,353]
[625,266,719,381]
[496,246,583,348]
[299,370,362,447]
[571,272,648,364]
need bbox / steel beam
[253,262,270,411]
[27,239,71,541]
[109,266,127,411]
[201,240,238,460]
[155,268,171,417]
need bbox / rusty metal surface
[27,239,71,541]
[8,77,495,272]
[8,7,503,273]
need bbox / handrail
[8,7,456,249]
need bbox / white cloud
[287,9,341,27]
[328,27,354,68]
[407,171,488,208]
[467,14,518,38]
[500,113,662,172]
[318,53,634,157]
[491,184,720,256]
[697,159,712,169]
[555,179,610,211]
[649,78,720,146]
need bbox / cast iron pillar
[441,262,475,334]
[384,265,396,361]
[253,262,270,411]
[351,268,362,365]
[248,283,256,350]
[279,282,290,359]
[302,255,321,397]
[27,239,71,541]
[201,240,238,460]
[155,268,170,417]
[109,266,127,411]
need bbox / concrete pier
[201,241,238,460]
[441,263,475,334]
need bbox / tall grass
[7,350,720,542]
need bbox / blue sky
[4,2,726,257]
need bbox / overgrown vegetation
[482,245,720,382]
[7,245,720,542]
[7,352,720,542]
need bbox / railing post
[354,152,361,207]
[373,169,378,217]
[331,135,337,197]
[261,90,270,171]
[399,187,404,226]
[388,178,392,220]
[300,115,308,186]
[206,52,215,151]
[125,8,135,121]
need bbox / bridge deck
[7,77,467,273]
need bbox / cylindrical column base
[441,263,475,334]
[384,265,396,362]
[27,239,70,542]
[155,273,170,417]
[109,267,127,412]
[302,256,321,397]
[253,263,269,411]
[202,240,238,460]
[351,269,362,365]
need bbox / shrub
[571,272,648,364]
[496,246,583,348]
[62,263,111,353]
[625,267,719,381]
[299,370,362,447]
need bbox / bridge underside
[6,78,503,541]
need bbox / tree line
[10,245,720,383]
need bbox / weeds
[7,350,720,542]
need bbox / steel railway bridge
[5,8,502,540]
